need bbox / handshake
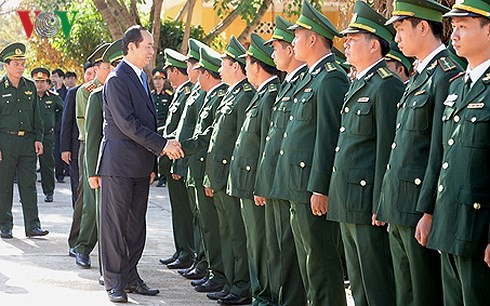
[161,139,185,160]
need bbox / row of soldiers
[157,0,490,306]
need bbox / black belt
[2,130,29,137]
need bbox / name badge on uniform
[2,93,12,98]
[415,90,425,96]
[467,102,485,109]
[282,96,291,101]
[357,97,369,103]
[304,88,312,93]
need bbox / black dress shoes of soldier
[107,289,127,303]
[183,267,207,280]
[27,228,49,238]
[191,275,209,287]
[217,293,252,305]
[76,253,91,268]
[126,282,160,296]
[68,247,76,257]
[1,229,13,239]
[207,290,229,300]
[44,194,53,202]
[194,279,224,292]
[167,258,193,269]
[159,255,176,265]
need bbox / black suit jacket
[60,85,81,156]
[98,61,167,178]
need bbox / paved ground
[0,178,354,305]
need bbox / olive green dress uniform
[376,2,462,305]
[0,43,45,236]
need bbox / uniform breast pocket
[454,189,489,243]
[275,102,292,129]
[405,95,430,131]
[297,92,314,121]
[349,103,373,136]
[461,109,490,148]
[242,107,260,133]
[1,97,14,115]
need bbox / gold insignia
[15,48,22,55]
[184,86,191,94]
[25,90,32,95]
[467,102,484,109]
[86,83,97,93]
[415,90,426,96]
[325,62,337,72]
[438,57,456,72]
[154,71,161,77]
[165,89,173,95]
[377,67,392,79]
[46,101,52,104]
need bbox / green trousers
[187,185,207,270]
[389,224,443,306]
[68,142,85,248]
[267,199,306,306]
[340,222,395,306]
[441,252,490,306]
[240,198,273,306]
[0,134,41,234]
[39,133,55,196]
[289,201,346,306]
[214,190,250,298]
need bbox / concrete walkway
[0,179,353,305]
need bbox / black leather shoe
[159,256,177,265]
[68,247,76,257]
[190,276,209,287]
[44,195,53,202]
[178,266,193,275]
[1,229,13,239]
[76,253,91,268]
[207,290,229,300]
[98,276,105,286]
[127,282,159,296]
[183,267,207,280]
[167,258,193,269]
[27,228,49,238]
[194,279,224,293]
[107,289,127,303]
[217,293,252,305]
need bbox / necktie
[462,75,471,99]
[140,71,149,96]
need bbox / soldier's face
[393,19,419,57]
[292,28,308,61]
[34,79,50,95]
[219,58,234,85]
[343,33,371,68]
[98,62,113,83]
[4,59,26,79]
[187,61,200,83]
[451,17,490,65]
[128,30,154,69]
[271,40,291,72]
[84,67,96,83]
[153,76,164,89]
[245,56,259,87]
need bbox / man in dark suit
[98,25,184,303]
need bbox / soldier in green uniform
[0,43,48,239]
[255,15,307,306]
[152,68,172,188]
[158,49,194,269]
[376,1,462,305]
[74,43,111,268]
[327,2,405,305]
[227,33,280,306]
[31,68,63,203]
[385,41,413,83]
[422,2,490,305]
[270,1,349,305]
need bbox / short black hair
[83,61,93,71]
[387,59,410,78]
[407,17,443,39]
[199,67,221,80]
[52,68,65,78]
[65,71,77,78]
[122,25,146,56]
[249,56,284,81]
[224,55,247,75]
[476,16,490,27]
[365,32,390,57]
[168,66,188,76]
[187,58,198,65]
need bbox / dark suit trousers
[100,175,149,290]
[67,142,84,248]
[67,144,80,208]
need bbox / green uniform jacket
[38,91,63,134]
[0,75,43,142]
[152,88,172,130]
[328,61,404,225]
[172,84,206,177]
[427,68,490,259]
[84,87,104,177]
[76,79,101,141]
[203,80,255,191]
[182,83,228,187]
[270,54,349,203]
[377,51,461,226]
[255,66,307,198]
[227,76,280,199]
[163,81,193,138]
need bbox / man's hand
[310,193,328,216]
[61,151,72,164]
[34,141,43,156]
[162,139,185,160]
[254,196,266,206]
[484,243,490,268]
[205,187,214,198]
[415,213,433,247]
[171,174,182,181]
[150,172,156,184]
[372,213,386,226]
[0,149,2,162]
[88,176,101,189]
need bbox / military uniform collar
[175,80,192,94]
[206,82,225,99]
[465,58,490,87]
[416,44,446,74]
[356,58,384,79]
[257,75,279,93]
[285,64,307,82]
[308,53,333,73]
[2,74,28,89]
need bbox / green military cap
[221,35,247,65]
[341,1,395,43]
[187,38,207,61]
[102,39,123,64]
[87,43,111,65]
[152,68,166,78]
[194,46,222,73]
[447,40,468,69]
[163,48,188,70]
[0,42,26,62]
[386,0,450,25]
[332,46,351,72]
[443,0,490,18]
[239,33,275,67]
[385,41,414,72]
[288,0,340,40]
[31,67,50,81]
[264,15,295,45]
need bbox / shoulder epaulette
[438,57,457,72]
[377,67,392,79]
[165,89,173,96]
[217,89,226,97]
[482,72,490,83]
[325,62,337,72]
[151,89,156,94]
[268,83,277,92]
[427,60,438,71]
[85,82,97,93]
[92,86,104,94]
[243,83,253,92]
[449,71,465,83]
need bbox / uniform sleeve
[259,91,278,157]
[75,86,87,136]
[84,94,103,177]
[32,88,44,142]
[60,87,77,152]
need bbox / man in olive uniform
[422,2,490,305]
[158,49,194,269]
[255,15,307,306]
[31,68,64,203]
[376,1,462,305]
[74,43,111,268]
[270,2,349,305]
[385,41,413,83]
[0,43,48,239]
[152,68,172,188]
[327,2,404,305]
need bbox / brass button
[222,159,228,164]
[391,142,397,149]
[360,180,367,187]
[396,122,401,129]
[442,115,447,121]
[442,162,449,170]
[270,121,274,127]
[438,184,444,192]
[332,166,336,172]
[402,102,407,108]
[448,138,454,146]
[335,146,340,152]
[200,157,205,162]
[473,203,481,210]
[340,126,346,132]
[299,162,306,168]
[413,101,417,107]
[294,98,298,103]
[344,107,350,113]
[279,149,284,155]
[357,110,361,116]
[283,132,287,138]
[265,136,270,141]
[453,115,460,123]
[386,164,391,170]
[414,178,422,186]
[231,156,235,161]
[289,115,294,121]
[471,116,477,123]
[245,165,251,171]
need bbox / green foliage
[283,0,323,17]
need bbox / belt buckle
[18,131,25,136]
